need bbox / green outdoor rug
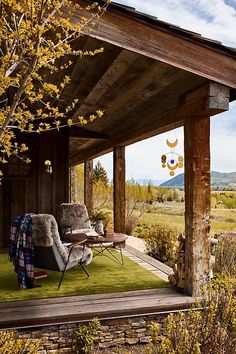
[0,251,169,302]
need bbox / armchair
[58,203,99,239]
[32,214,93,289]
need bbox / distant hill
[135,179,165,186]
[160,171,236,187]
[160,173,184,187]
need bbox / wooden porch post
[184,117,211,296]
[113,146,126,233]
[70,166,77,203]
[84,159,93,216]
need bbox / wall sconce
[44,160,52,174]
[0,170,3,185]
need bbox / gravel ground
[93,344,148,354]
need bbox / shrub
[214,233,236,278]
[125,214,139,235]
[148,285,236,354]
[143,223,179,265]
[211,192,236,209]
[0,330,40,354]
[133,222,152,239]
[75,318,100,354]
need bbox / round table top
[67,232,128,244]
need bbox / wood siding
[0,131,69,248]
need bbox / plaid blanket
[9,214,35,289]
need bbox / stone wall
[16,314,167,353]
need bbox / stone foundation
[14,314,167,353]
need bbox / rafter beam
[68,126,108,140]
[72,50,139,119]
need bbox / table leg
[92,243,124,265]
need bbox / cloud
[116,0,236,46]
[211,102,236,173]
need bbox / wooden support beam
[70,166,77,203]
[70,82,230,165]
[84,159,93,215]
[184,116,211,296]
[69,126,108,140]
[113,146,126,233]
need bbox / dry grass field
[137,202,236,235]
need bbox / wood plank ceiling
[59,36,209,165]
[51,0,235,166]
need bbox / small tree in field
[93,160,109,186]
[0,0,110,174]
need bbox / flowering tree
[0,0,109,176]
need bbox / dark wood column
[184,116,211,296]
[70,166,77,203]
[84,159,93,216]
[113,146,126,233]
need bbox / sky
[95,0,236,182]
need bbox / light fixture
[0,170,3,185]
[44,160,52,174]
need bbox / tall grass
[148,285,236,354]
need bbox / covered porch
[0,0,236,331]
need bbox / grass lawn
[0,251,169,302]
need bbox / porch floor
[0,238,194,330]
[0,288,195,330]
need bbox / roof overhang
[61,1,236,164]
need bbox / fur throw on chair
[32,214,54,247]
[32,214,92,265]
[58,203,91,233]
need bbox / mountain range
[135,179,165,186]
[160,171,236,187]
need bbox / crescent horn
[166,138,178,148]
[167,162,178,171]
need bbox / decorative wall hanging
[161,138,184,176]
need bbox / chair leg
[58,269,66,290]
[80,262,89,278]
[58,247,73,290]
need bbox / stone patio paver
[124,236,172,282]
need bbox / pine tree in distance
[93,161,109,186]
